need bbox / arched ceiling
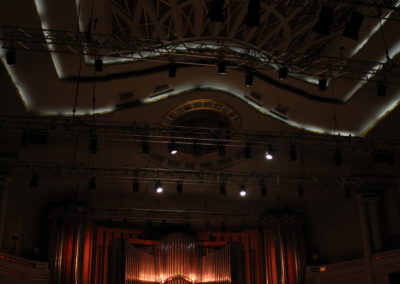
[1,0,400,136]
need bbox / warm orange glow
[319,266,327,272]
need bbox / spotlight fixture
[6,50,16,65]
[209,0,225,22]
[88,177,96,190]
[155,180,163,193]
[312,6,333,35]
[132,179,140,192]
[245,0,261,27]
[239,184,247,197]
[30,173,38,188]
[245,72,253,87]
[218,61,226,75]
[289,144,297,161]
[168,63,176,78]
[345,187,351,199]
[177,181,183,194]
[279,67,288,80]
[318,78,327,91]
[265,144,274,160]
[244,143,252,159]
[142,140,149,154]
[218,144,226,157]
[342,12,364,41]
[260,184,267,196]
[377,82,386,97]
[219,182,227,195]
[297,184,304,198]
[89,134,98,154]
[334,147,342,166]
[168,140,178,155]
[95,58,103,72]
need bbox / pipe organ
[50,219,304,284]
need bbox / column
[357,196,375,284]
[0,177,9,251]
[368,197,383,252]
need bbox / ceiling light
[168,63,176,78]
[219,182,227,195]
[177,181,183,194]
[155,180,163,193]
[88,177,96,190]
[377,82,386,96]
[218,61,226,75]
[265,144,274,160]
[239,184,247,197]
[312,7,333,36]
[168,141,178,155]
[289,144,297,161]
[245,72,253,87]
[319,79,327,91]
[6,50,16,65]
[246,0,261,27]
[132,179,139,192]
[342,12,364,41]
[260,184,267,196]
[95,58,103,72]
[279,67,288,80]
[209,0,225,22]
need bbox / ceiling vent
[245,91,263,106]
[270,104,289,120]
[119,91,133,102]
[151,84,174,97]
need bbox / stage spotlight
[345,187,351,199]
[289,144,297,161]
[319,78,327,91]
[260,184,267,196]
[132,179,140,192]
[168,140,178,155]
[218,144,226,157]
[334,147,342,166]
[342,12,364,41]
[168,63,176,78]
[279,67,288,80]
[218,61,226,75]
[244,144,252,158]
[312,6,333,35]
[239,184,247,197]
[6,50,16,65]
[246,0,261,27]
[88,177,96,190]
[89,134,98,154]
[245,72,253,87]
[377,82,386,97]
[265,144,274,160]
[142,140,149,154]
[297,184,304,198]
[219,182,227,195]
[30,173,38,188]
[177,181,183,194]
[155,180,163,193]
[95,58,103,72]
[209,0,225,22]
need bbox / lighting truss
[13,161,397,190]
[2,26,400,83]
[55,205,302,226]
[1,115,399,153]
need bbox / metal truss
[13,161,397,190]
[56,205,302,226]
[2,26,400,83]
[1,115,399,152]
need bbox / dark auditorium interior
[0,0,400,283]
